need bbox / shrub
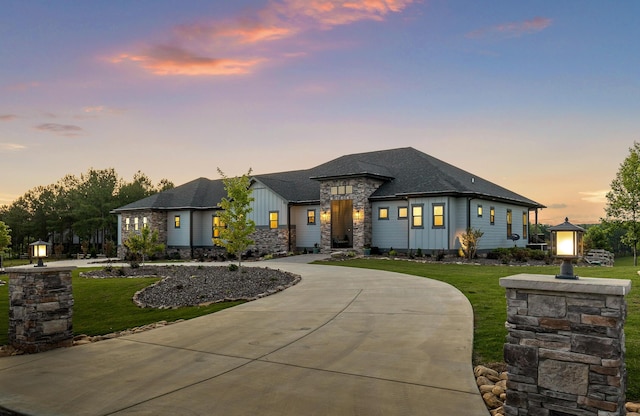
[228,263,239,271]
[388,248,397,256]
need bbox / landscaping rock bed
[81,265,301,308]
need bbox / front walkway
[0,260,488,415]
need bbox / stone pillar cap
[500,273,631,296]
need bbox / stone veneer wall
[252,227,293,254]
[500,274,631,416]
[118,210,167,258]
[8,266,75,353]
[319,177,385,253]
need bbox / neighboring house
[112,147,545,258]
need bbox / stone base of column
[7,266,75,353]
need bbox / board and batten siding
[467,201,529,250]
[408,196,452,251]
[166,210,191,247]
[249,183,289,227]
[291,205,321,249]
[371,200,409,250]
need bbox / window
[378,207,389,220]
[411,204,423,228]
[432,204,445,228]
[490,207,495,225]
[507,209,513,238]
[398,207,408,219]
[522,212,528,239]
[269,211,279,229]
[143,217,148,228]
[134,217,139,231]
[212,216,224,239]
[330,185,353,195]
[125,218,130,231]
[477,205,483,217]
[307,209,316,225]
[174,215,180,228]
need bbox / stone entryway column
[499,273,631,416]
[7,266,75,353]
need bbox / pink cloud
[111,0,416,77]
[112,45,265,76]
[0,114,17,121]
[467,16,552,39]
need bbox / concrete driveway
[0,260,488,415]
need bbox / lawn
[321,256,640,400]
[0,267,243,347]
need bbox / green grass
[321,256,640,400]
[0,267,243,346]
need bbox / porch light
[354,209,361,221]
[30,240,50,267]
[549,218,585,279]
[321,210,330,222]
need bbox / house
[112,147,545,258]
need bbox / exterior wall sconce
[321,211,330,222]
[30,240,50,267]
[549,217,585,279]
[354,209,361,221]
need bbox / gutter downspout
[190,210,194,258]
[287,203,292,253]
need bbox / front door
[331,200,353,248]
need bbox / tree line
[0,168,173,258]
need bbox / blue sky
[1,1,639,224]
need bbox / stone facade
[500,274,631,416]
[319,177,385,253]
[8,266,75,353]
[118,210,167,258]
[252,227,294,254]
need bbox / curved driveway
[0,259,489,415]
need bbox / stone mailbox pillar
[500,274,631,416]
[7,266,75,353]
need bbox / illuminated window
[378,207,389,220]
[143,217,148,228]
[307,209,316,225]
[125,218,130,231]
[477,205,483,217]
[411,204,423,228]
[507,210,513,238]
[330,185,353,195]
[134,217,139,231]
[432,204,445,228]
[522,212,528,239]
[212,216,224,240]
[269,211,279,229]
[490,207,495,225]
[398,207,408,219]
[174,215,180,228]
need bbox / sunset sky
[1,1,638,225]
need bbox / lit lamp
[354,209,361,221]
[30,240,49,267]
[549,218,585,279]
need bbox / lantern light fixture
[30,240,50,268]
[549,217,585,279]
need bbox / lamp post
[549,217,585,279]
[29,240,49,267]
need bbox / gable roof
[308,147,544,207]
[113,147,544,212]
[113,177,227,212]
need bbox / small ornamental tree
[123,226,165,266]
[461,228,484,260]
[0,221,10,269]
[605,141,640,266]
[213,168,255,271]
